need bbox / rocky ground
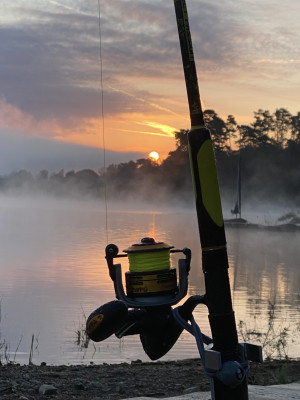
[0,359,300,400]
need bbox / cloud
[139,121,177,138]
[1,0,299,162]
[0,130,144,174]
[0,96,63,138]
[0,2,178,126]
[254,59,300,65]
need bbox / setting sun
[148,151,160,162]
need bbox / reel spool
[106,237,191,308]
[124,237,177,297]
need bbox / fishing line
[97,0,109,244]
[127,250,171,273]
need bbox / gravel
[0,358,299,399]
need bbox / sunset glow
[0,1,299,172]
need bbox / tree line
[1,108,300,207]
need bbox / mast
[173,1,249,398]
[232,150,242,218]
[238,150,242,217]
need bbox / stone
[38,384,58,395]
[183,386,200,394]
[74,381,85,390]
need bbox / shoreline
[1,358,300,399]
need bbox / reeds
[0,299,39,365]
[238,298,297,360]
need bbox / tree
[174,129,188,151]
[251,109,275,147]
[204,109,230,151]
[36,169,49,192]
[291,112,300,143]
[74,169,99,191]
[8,170,34,190]
[37,170,49,181]
[50,169,65,183]
[136,158,156,170]
[225,115,238,150]
[107,161,137,198]
[274,108,292,147]
[237,125,257,148]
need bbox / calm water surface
[0,197,299,365]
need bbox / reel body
[125,268,177,298]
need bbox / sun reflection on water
[0,200,299,365]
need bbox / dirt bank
[0,359,299,399]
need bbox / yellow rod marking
[188,144,197,201]
[191,125,206,130]
[197,140,224,227]
[202,245,227,252]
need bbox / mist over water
[0,196,299,365]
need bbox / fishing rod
[86,2,262,399]
[173,0,261,398]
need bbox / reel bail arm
[105,243,127,281]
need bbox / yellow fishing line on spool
[123,238,177,298]
[128,250,171,273]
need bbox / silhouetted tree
[8,170,34,191]
[106,161,138,199]
[204,109,230,151]
[237,125,257,148]
[36,169,49,193]
[251,109,275,147]
[50,169,65,183]
[37,170,49,181]
[67,169,100,196]
[160,138,191,199]
[291,112,300,143]
[225,115,238,150]
[175,129,189,151]
[274,108,292,147]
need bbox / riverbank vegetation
[1,108,300,206]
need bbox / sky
[1,0,300,173]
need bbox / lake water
[0,196,299,365]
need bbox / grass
[74,307,90,350]
[238,298,298,361]
[0,299,40,365]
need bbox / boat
[225,149,248,225]
[224,153,300,231]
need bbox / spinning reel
[86,236,262,386]
[86,237,195,360]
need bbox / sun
[148,151,160,162]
